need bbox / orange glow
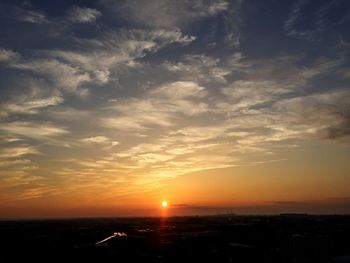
[161,200,168,208]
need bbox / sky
[0,0,350,218]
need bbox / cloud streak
[0,121,69,141]
[103,0,230,29]
[0,96,63,117]
[67,6,102,23]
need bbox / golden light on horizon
[161,200,168,208]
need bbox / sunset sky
[0,0,350,218]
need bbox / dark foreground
[0,215,350,263]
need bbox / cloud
[13,59,91,97]
[164,55,230,83]
[67,6,102,23]
[7,28,195,97]
[102,107,173,131]
[150,81,207,99]
[284,0,308,35]
[95,52,350,190]
[81,136,109,143]
[0,171,42,192]
[324,116,350,139]
[0,96,63,117]
[0,48,20,63]
[165,52,257,82]
[0,121,69,141]
[284,0,350,40]
[3,49,347,200]
[102,81,208,131]
[102,0,230,28]
[107,124,238,179]
[0,3,48,24]
[80,136,119,148]
[8,186,57,201]
[269,200,307,206]
[272,89,350,140]
[170,204,223,212]
[221,80,291,111]
[45,107,91,122]
[16,9,47,24]
[0,146,39,159]
[167,126,226,143]
[45,28,195,68]
[0,159,32,168]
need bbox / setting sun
[161,200,168,208]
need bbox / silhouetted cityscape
[1,215,350,262]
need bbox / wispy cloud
[102,81,208,131]
[0,146,39,159]
[0,121,69,141]
[15,8,47,24]
[13,58,92,97]
[81,136,109,144]
[284,0,308,35]
[5,29,195,98]
[103,0,230,28]
[273,89,350,140]
[0,96,63,117]
[67,6,102,23]
[0,159,32,168]
[151,81,207,99]
[284,0,350,40]
[0,3,48,24]
[0,48,20,62]
[164,54,230,83]
[80,136,119,148]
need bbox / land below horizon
[1,214,349,262]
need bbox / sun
[161,200,168,208]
